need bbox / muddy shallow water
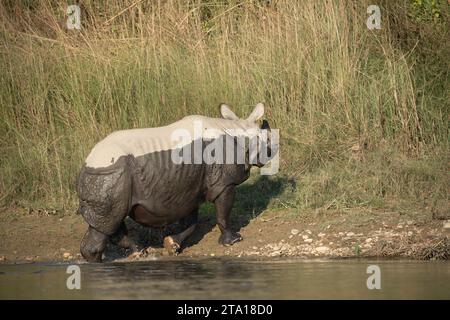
[0,258,449,299]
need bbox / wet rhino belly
[128,147,206,227]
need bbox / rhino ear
[219,103,239,120]
[247,103,265,122]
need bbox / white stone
[443,221,450,230]
[315,246,330,254]
[346,232,355,237]
[304,238,313,243]
[291,229,300,235]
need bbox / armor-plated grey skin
[78,103,276,262]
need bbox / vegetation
[0,1,448,216]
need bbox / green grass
[0,1,448,215]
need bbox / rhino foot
[219,232,243,246]
[163,236,181,256]
[80,226,108,263]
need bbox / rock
[305,229,312,234]
[318,233,326,237]
[25,256,34,261]
[304,238,313,243]
[128,251,142,259]
[346,232,355,237]
[443,221,450,230]
[63,252,72,259]
[0,256,6,261]
[252,246,258,250]
[365,238,373,243]
[210,253,215,257]
[315,246,330,254]
[302,235,309,240]
[289,235,293,239]
[269,250,281,257]
[290,229,300,235]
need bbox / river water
[0,258,448,299]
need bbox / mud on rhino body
[77,103,275,262]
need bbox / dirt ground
[0,206,449,264]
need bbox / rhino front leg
[164,223,197,256]
[215,185,243,246]
[163,210,198,255]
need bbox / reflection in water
[0,258,449,299]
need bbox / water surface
[0,258,448,299]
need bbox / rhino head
[219,103,279,171]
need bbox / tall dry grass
[0,1,448,213]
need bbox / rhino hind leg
[110,222,142,253]
[77,159,133,262]
[80,226,108,262]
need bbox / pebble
[304,238,313,243]
[305,230,312,234]
[302,235,309,240]
[365,238,373,243]
[290,229,300,235]
[0,256,6,261]
[346,232,355,237]
[289,235,293,239]
[210,253,215,257]
[63,252,72,259]
[315,246,330,254]
[443,221,450,230]
[252,246,258,250]
[318,233,326,237]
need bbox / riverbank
[1,207,448,264]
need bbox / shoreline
[0,208,448,264]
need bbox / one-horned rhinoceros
[77,103,278,262]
